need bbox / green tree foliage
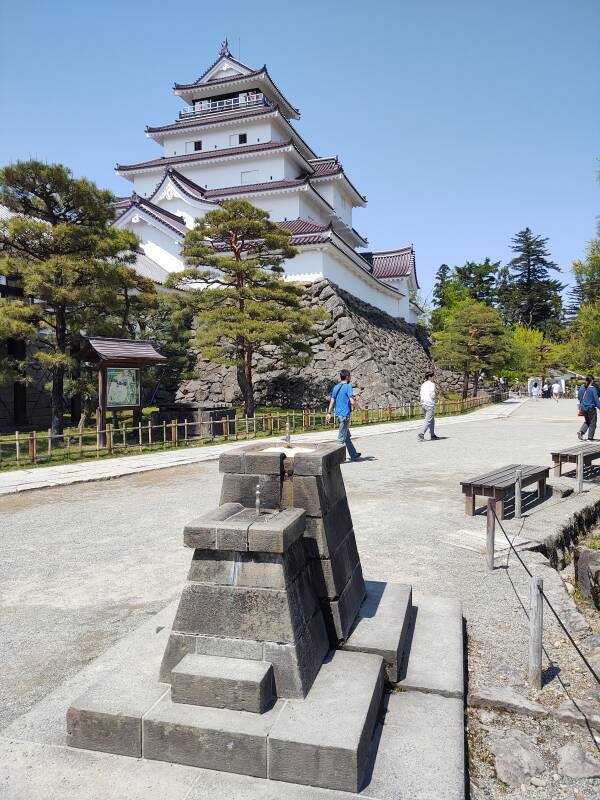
[453,258,500,305]
[559,300,600,376]
[430,275,471,332]
[168,199,321,417]
[432,263,451,308]
[497,227,564,333]
[567,239,600,316]
[432,299,510,398]
[0,160,156,434]
[505,324,559,381]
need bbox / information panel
[106,367,140,408]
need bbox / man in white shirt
[552,381,560,402]
[418,370,440,441]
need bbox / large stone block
[292,469,346,517]
[247,507,305,553]
[220,473,281,509]
[183,503,243,550]
[187,540,306,590]
[194,634,263,661]
[159,631,197,683]
[171,654,274,713]
[343,580,412,682]
[321,562,366,643]
[215,508,257,551]
[172,582,306,643]
[302,497,353,558]
[143,694,283,777]
[267,650,385,792]
[67,661,169,758]
[292,443,346,476]
[310,529,360,600]
[264,609,330,698]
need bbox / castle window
[194,140,203,151]
[241,170,259,185]
[230,133,248,146]
[185,140,202,153]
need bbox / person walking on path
[577,376,600,441]
[418,370,440,442]
[326,369,361,462]
[552,381,561,402]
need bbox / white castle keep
[114,41,419,321]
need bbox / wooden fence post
[15,431,20,466]
[486,498,496,571]
[387,402,392,420]
[48,429,52,459]
[138,422,142,452]
[162,421,167,447]
[148,422,153,446]
[528,576,543,690]
[363,404,369,424]
[28,431,36,463]
[184,419,188,442]
[106,423,113,455]
[172,419,178,444]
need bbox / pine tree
[454,258,500,306]
[0,160,155,435]
[500,227,564,333]
[432,263,451,307]
[168,199,321,417]
[432,299,510,399]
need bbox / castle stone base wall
[177,279,460,410]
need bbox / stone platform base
[65,582,464,795]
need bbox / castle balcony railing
[179,94,272,120]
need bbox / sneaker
[350,452,362,461]
[417,434,425,441]
[577,432,584,441]
[430,435,441,440]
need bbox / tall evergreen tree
[567,239,600,317]
[454,258,500,306]
[168,199,321,417]
[498,227,564,334]
[0,160,155,435]
[432,299,510,398]
[432,263,451,308]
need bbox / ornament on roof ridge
[219,38,230,57]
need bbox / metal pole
[514,468,522,519]
[529,576,543,690]
[486,498,496,571]
[576,451,584,494]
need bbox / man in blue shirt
[577,375,600,440]
[325,369,361,461]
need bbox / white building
[114,42,420,322]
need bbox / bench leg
[538,478,546,500]
[553,457,561,477]
[465,492,475,516]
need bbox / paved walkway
[0,398,523,496]
[2,397,598,799]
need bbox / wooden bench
[460,464,550,520]
[551,443,600,477]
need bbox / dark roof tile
[116,140,294,173]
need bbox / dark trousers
[580,407,597,440]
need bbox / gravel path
[1,397,599,796]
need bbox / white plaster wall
[127,220,183,272]
[313,182,353,226]
[281,248,325,282]
[250,194,301,220]
[298,193,330,225]
[161,120,280,157]
[320,249,405,318]
[127,154,296,196]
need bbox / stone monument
[67,440,414,792]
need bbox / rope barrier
[492,507,600,686]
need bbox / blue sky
[1,0,598,301]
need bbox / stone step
[366,691,465,800]
[343,580,412,682]
[267,649,385,792]
[171,654,275,713]
[142,694,284,777]
[397,594,464,699]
